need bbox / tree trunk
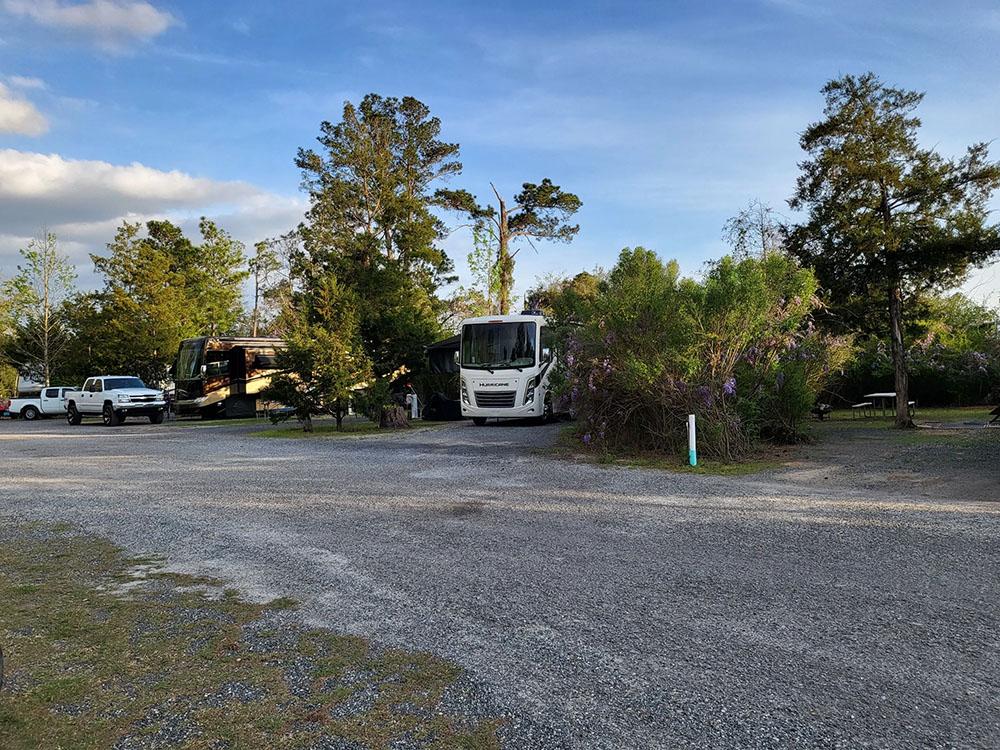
[302,413,313,433]
[379,405,408,429]
[251,277,259,337]
[888,283,913,428]
[497,200,513,315]
[496,195,512,315]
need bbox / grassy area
[0,522,499,750]
[167,416,260,428]
[253,418,452,439]
[818,405,992,429]
[545,406,994,475]
[253,418,383,439]
[544,424,787,476]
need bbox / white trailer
[459,312,560,425]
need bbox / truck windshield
[104,377,146,389]
[461,322,536,370]
[175,340,204,380]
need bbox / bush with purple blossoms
[554,248,852,461]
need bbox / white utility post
[408,392,419,420]
[687,413,697,467]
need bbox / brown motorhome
[173,336,285,418]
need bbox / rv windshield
[461,322,536,370]
[175,340,204,380]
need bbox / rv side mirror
[542,347,552,363]
[200,364,207,375]
[453,351,460,365]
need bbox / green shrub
[557,248,852,461]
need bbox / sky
[1,0,999,305]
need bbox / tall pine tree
[788,73,1000,427]
[295,94,459,376]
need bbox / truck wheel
[21,405,40,421]
[149,411,164,424]
[472,417,488,426]
[102,403,122,427]
[67,404,82,425]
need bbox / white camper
[459,312,560,425]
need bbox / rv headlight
[524,376,538,405]
[117,394,131,403]
[461,380,470,405]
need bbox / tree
[295,94,459,375]
[525,270,601,324]
[466,225,503,314]
[190,218,248,336]
[88,222,192,382]
[0,269,21,396]
[262,275,372,432]
[787,73,1000,427]
[723,199,785,259]
[442,226,503,331]
[84,218,247,382]
[437,179,582,314]
[0,232,77,385]
[249,238,284,336]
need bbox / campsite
[1,1,998,748]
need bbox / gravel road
[2,418,998,749]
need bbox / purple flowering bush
[557,248,852,461]
[838,293,1000,406]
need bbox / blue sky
[1,0,999,304]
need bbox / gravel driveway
[2,418,998,749]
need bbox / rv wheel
[539,394,554,424]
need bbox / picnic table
[864,392,896,417]
[863,392,915,418]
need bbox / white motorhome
[459,312,558,425]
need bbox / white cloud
[0,150,305,287]
[7,74,47,90]
[0,82,48,135]
[2,0,176,50]
[0,149,265,228]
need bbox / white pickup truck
[3,386,74,420]
[65,376,167,426]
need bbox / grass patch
[544,424,786,476]
[808,407,993,446]
[253,418,382,439]
[0,523,500,749]
[252,418,453,439]
[820,405,991,429]
[167,416,260,428]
